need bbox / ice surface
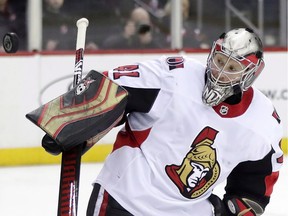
[0,158,287,216]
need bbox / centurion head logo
[165,126,220,199]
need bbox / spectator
[130,7,162,49]
[102,7,161,50]
[79,0,135,51]
[101,19,137,49]
[42,0,75,50]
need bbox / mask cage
[207,39,264,91]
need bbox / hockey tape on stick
[73,18,89,87]
[58,18,89,216]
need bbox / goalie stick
[58,18,89,216]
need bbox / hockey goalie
[27,28,283,216]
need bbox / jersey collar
[212,87,254,118]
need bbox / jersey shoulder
[252,87,281,122]
[159,55,206,72]
[250,86,283,141]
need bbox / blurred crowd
[0,0,27,52]
[0,0,285,52]
[42,0,198,51]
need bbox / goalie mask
[202,28,265,106]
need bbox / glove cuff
[224,196,264,215]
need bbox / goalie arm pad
[26,70,128,152]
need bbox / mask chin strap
[233,84,241,95]
[223,84,242,105]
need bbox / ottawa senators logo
[165,126,220,199]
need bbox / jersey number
[113,65,140,80]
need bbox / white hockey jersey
[95,56,283,216]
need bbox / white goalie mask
[202,28,265,106]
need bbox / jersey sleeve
[223,139,283,215]
[102,57,167,114]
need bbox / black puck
[3,32,19,53]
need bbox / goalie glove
[223,195,264,216]
[209,194,264,216]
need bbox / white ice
[0,158,287,216]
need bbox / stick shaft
[58,18,89,216]
[58,147,82,216]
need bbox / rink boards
[0,51,287,166]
